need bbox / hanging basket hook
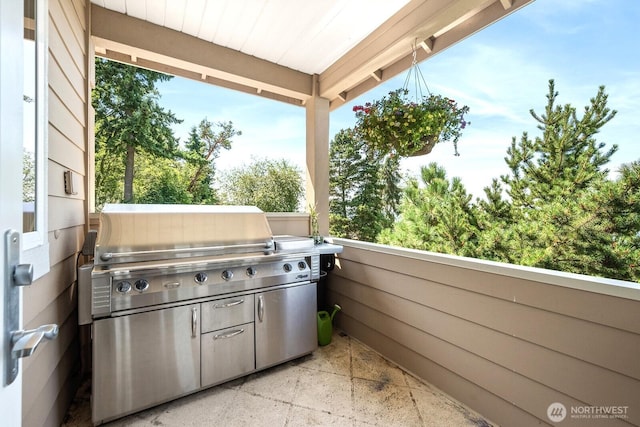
[402,39,431,102]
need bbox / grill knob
[246,267,257,277]
[116,281,131,293]
[283,263,292,273]
[194,272,208,284]
[298,261,307,270]
[221,270,233,281]
[134,279,150,292]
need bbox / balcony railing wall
[327,238,640,426]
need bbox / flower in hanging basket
[353,88,469,157]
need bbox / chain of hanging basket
[399,43,440,156]
[402,42,431,102]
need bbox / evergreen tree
[378,163,477,256]
[93,58,181,203]
[502,80,617,207]
[328,129,401,241]
[478,80,639,281]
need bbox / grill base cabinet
[91,282,317,424]
[92,304,201,423]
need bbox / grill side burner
[79,204,341,424]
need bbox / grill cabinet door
[92,304,201,424]
[255,282,317,370]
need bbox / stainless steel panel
[92,304,201,424]
[201,322,255,387]
[95,204,273,265]
[274,235,315,252]
[77,264,93,325]
[255,282,317,370]
[201,294,254,333]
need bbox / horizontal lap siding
[328,240,640,426]
[22,0,88,426]
[267,213,310,236]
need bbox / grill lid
[95,204,274,266]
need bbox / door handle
[257,295,264,322]
[191,307,198,338]
[4,229,58,386]
[11,324,59,358]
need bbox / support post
[305,75,330,236]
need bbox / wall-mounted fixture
[63,170,77,195]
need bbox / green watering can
[317,304,341,346]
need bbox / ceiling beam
[320,0,491,101]
[91,4,313,105]
[326,0,535,110]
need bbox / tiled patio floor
[62,331,492,426]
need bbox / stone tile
[240,364,303,403]
[351,340,407,387]
[292,368,354,419]
[411,387,492,427]
[286,405,354,427]
[219,390,291,427]
[352,377,422,426]
[294,333,351,377]
[63,331,492,427]
[403,371,437,393]
[106,386,238,427]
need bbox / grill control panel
[107,257,313,312]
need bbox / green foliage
[93,58,182,202]
[477,80,638,281]
[219,158,303,212]
[502,80,617,207]
[329,129,401,241]
[182,119,240,204]
[370,80,639,282]
[378,163,477,256]
[134,154,193,205]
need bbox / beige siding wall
[90,212,311,238]
[328,239,640,427]
[22,1,88,426]
[267,212,310,236]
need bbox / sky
[156,0,640,201]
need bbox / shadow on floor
[62,331,492,426]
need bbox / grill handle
[191,307,198,338]
[213,329,245,340]
[213,299,244,309]
[100,241,274,262]
[257,295,264,322]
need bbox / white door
[1,0,25,424]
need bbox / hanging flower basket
[353,88,469,157]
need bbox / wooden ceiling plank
[123,0,144,19]
[163,0,187,31]
[144,0,166,27]
[181,0,206,36]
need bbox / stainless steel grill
[78,204,341,425]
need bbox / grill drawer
[201,322,255,387]
[201,294,254,333]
